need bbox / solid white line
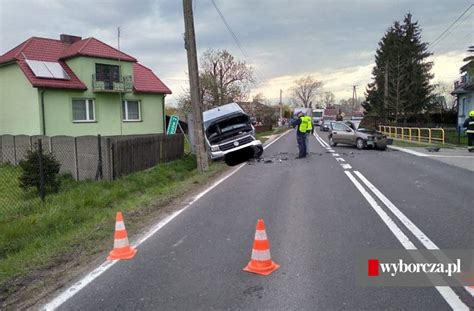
[354,170,474,298]
[43,130,292,310]
[345,171,468,310]
[388,146,428,157]
[315,133,330,148]
[314,135,326,147]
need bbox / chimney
[60,34,82,44]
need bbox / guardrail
[379,126,444,144]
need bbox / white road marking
[354,171,474,298]
[335,158,345,162]
[332,153,340,157]
[341,164,352,170]
[43,130,292,310]
[345,171,469,311]
[388,146,428,157]
[172,235,187,248]
[329,150,335,153]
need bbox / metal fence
[0,133,184,216]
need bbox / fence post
[95,134,103,181]
[13,135,17,165]
[38,139,45,201]
[73,137,79,180]
[428,129,432,144]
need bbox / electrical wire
[428,4,473,48]
[209,0,269,84]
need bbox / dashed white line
[335,158,345,162]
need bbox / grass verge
[0,156,227,308]
[256,127,289,143]
[391,138,455,149]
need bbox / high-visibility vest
[304,116,313,131]
[298,116,307,133]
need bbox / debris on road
[426,147,440,152]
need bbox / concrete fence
[0,134,184,181]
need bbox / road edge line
[42,127,292,310]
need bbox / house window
[72,99,95,122]
[95,64,120,90]
[122,100,141,121]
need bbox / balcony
[453,74,474,91]
[92,74,133,93]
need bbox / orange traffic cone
[107,212,137,260]
[243,219,280,275]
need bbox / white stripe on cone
[254,230,268,241]
[251,249,271,261]
[113,237,130,248]
[115,221,126,231]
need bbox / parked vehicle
[319,119,331,132]
[328,121,388,150]
[312,108,324,126]
[203,103,263,161]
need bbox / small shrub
[18,147,61,194]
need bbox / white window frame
[122,100,142,122]
[72,99,96,123]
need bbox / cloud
[0,0,471,107]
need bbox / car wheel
[356,138,365,150]
[329,136,337,147]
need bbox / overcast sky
[1,0,473,105]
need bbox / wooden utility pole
[183,0,209,172]
[279,89,283,121]
[351,85,358,118]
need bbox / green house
[0,34,171,136]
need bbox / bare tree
[200,49,255,109]
[289,76,323,108]
[319,91,335,108]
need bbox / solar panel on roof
[25,59,70,80]
[44,61,70,80]
[25,59,53,78]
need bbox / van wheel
[329,136,337,147]
[356,138,365,150]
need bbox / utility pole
[279,89,283,122]
[183,0,209,172]
[352,85,358,118]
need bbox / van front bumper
[209,139,263,159]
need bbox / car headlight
[211,145,220,152]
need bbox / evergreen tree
[363,14,433,124]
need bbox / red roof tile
[133,63,172,94]
[1,36,169,93]
[60,38,136,62]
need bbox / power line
[430,9,474,50]
[209,0,269,84]
[428,4,473,48]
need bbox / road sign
[167,115,179,135]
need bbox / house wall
[0,63,41,135]
[41,57,165,136]
[457,92,474,128]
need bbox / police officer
[463,110,474,152]
[304,114,313,155]
[294,111,307,158]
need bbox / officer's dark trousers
[468,133,474,147]
[297,132,306,157]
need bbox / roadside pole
[183,0,209,172]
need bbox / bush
[18,147,61,194]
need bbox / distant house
[452,46,474,129]
[0,34,171,136]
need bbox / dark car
[319,120,331,132]
[328,121,388,150]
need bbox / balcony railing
[453,74,474,90]
[92,74,133,93]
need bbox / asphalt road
[49,129,473,310]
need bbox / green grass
[256,127,289,143]
[0,156,226,301]
[392,139,454,149]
